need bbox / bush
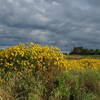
[0,43,66,100]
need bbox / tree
[70,46,100,55]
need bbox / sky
[0,0,100,52]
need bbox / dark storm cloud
[0,0,100,51]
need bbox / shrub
[0,43,66,100]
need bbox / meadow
[0,43,100,100]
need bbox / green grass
[66,55,100,59]
[0,69,100,100]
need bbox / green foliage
[0,69,100,100]
[70,46,100,55]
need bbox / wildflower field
[0,43,100,100]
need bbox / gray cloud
[0,0,100,51]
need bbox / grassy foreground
[0,43,100,100]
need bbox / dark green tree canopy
[70,47,100,55]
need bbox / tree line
[70,47,100,55]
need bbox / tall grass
[0,69,100,100]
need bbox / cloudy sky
[0,0,100,52]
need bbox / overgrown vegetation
[0,43,100,100]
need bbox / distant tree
[70,47,100,55]
[89,49,94,55]
[70,47,83,55]
[94,49,100,55]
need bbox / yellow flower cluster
[65,59,100,70]
[0,43,67,75]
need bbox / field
[0,43,100,100]
[66,55,100,59]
